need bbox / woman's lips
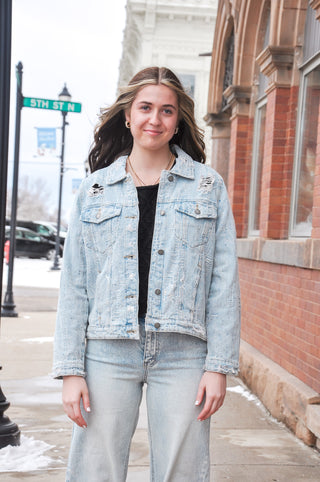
[144,129,162,135]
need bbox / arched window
[290,5,320,236]
[248,6,270,235]
[221,28,234,111]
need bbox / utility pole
[51,85,71,271]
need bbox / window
[290,59,319,236]
[38,225,51,235]
[178,74,195,99]
[24,231,41,242]
[248,8,269,235]
[248,98,267,235]
[290,4,320,237]
[221,28,234,110]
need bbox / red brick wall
[239,258,320,393]
[228,115,252,238]
[259,87,295,239]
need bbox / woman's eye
[140,105,150,111]
[163,108,173,115]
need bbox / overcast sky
[8,0,127,220]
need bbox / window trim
[289,53,320,238]
[248,95,267,236]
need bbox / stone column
[205,112,230,185]
[222,85,252,238]
[256,46,295,239]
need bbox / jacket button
[195,208,201,215]
[155,289,161,295]
[168,175,174,182]
[158,249,164,255]
[154,322,160,329]
[160,210,165,216]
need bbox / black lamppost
[51,84,71,271]
[0,0,21,448]
[1,62,23,317]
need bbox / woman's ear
[125,110,131,123]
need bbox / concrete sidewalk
[0,290,319,481]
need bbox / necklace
[127,152,175,186]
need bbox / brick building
[206,0,320,446]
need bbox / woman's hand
[62,376,91,428]
[195,372,226,421]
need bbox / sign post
[2,71,82,310]
[2,62,23,318]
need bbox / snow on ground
[227,384,257,402]
[0,435,54,472]
[2,258,61,289]
[21,337,54,343]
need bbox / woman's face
[125,84,179,153]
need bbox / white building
[118,0,217,160]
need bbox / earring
[174,127,179,135]
[125,121,130,128]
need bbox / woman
[53,66,241,482]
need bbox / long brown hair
[88,67,206,172]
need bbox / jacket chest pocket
[175,202,217,248]
[80,205,122,253]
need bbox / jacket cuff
[204,357,239,375]
[52,363,86,380]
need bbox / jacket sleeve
[52,187,89,379]
[204,179,241,375]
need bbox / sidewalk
[0,286,319,481]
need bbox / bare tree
[6,174,54,221]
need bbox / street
[0,259,319,481]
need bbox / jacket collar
[170,145,195,179]
[105,145,195,185]
[105,156,128,185]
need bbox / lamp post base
[1,291,18,317]
[0,385,20,449]
[50,263,61,271]
[1,308,18,317]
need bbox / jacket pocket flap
[175,202,217,219]
[80,205,122,224]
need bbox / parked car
[4,226,63,261]
[34,220,67,243]
[6,219,66,245]
[46,221,68,234]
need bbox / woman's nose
[149,110,161,125]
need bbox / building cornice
[256,46,294,90]
[223,85,251,116]
[128,0,216,21]
[310,0,320,20]
[204,111,230,127]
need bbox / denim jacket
[53,146,241,378]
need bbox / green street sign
[23,96,82,113]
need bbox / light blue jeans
[66,317,210,481]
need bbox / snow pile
[21,337,54,343]
[0,435,54,472]
[227,384,257,402]
[3,258,61,289]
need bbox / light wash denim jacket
[53,146,241,378]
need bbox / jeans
[66,317,210,482]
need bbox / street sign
[23,97,82,113]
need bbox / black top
[136,184,159,316]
